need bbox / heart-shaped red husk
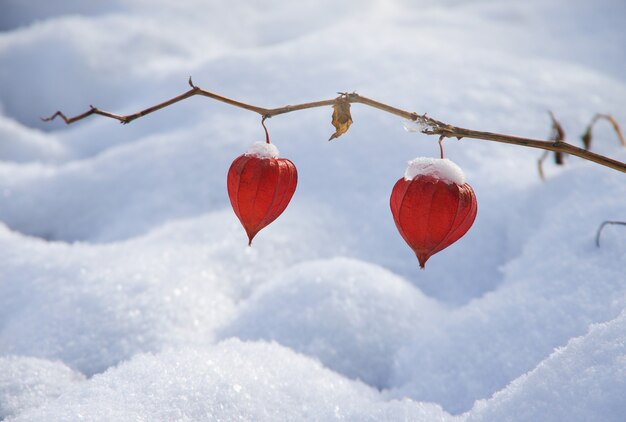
[227,154,297,245]
[390,175,477,268]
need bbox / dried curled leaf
[604,114,626,147]
[549,111,566,166]
[329,97,353,141]
[581,126,593,150]
[583,114,625,150]
[538,150,549,181]
[554,151,564,165]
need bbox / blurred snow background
[1,0,625,420]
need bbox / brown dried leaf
[549,111,565,142]
[582,113,625,151]
[548,111,566,166]
[554,151,564,165]
[581,126,593,150]
[329,98,353,141]
[605,114,626,147]
[537,150,549,181]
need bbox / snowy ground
[1,1,626,420]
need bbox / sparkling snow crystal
[404,157,466,185]
[246,142,279,159]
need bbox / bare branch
[42,79,626,174]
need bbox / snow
[245,141,280,159]
[0,357,84,420]
[404,157,466,185]
[466,310,626,422]
[10,340,455,422]
[1,0,626,421]
[221,258,442,389]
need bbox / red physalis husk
[390,175,477,268]
[227,154,297,245]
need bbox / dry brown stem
[42,78,626,174]
[582,114,625,150]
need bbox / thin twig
[261,116,270,144]
[42,78,626,174]
[438,135,445,159]
[596,221,626,247]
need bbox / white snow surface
[404,157,466,185]
[245,141,280,159]
[1,1,626,421]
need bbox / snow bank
[12,340,455,422]
[0,116,69,163]
[1,0,626,420]
[0,356,84,420]
[0,220,237,375]
[221,258,442,388]
[468,310,626,422]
